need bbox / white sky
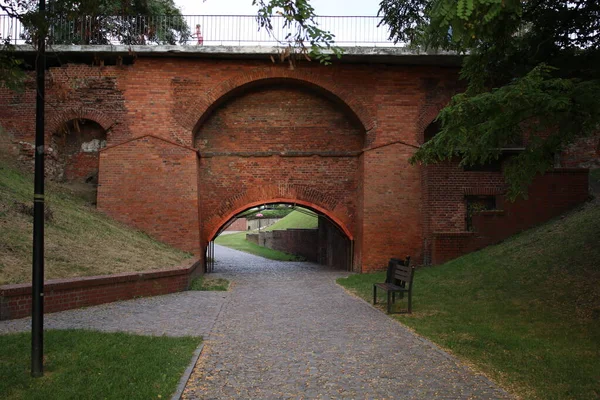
[177,0,381,16]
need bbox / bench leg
[408,289,412,314]
[387,291,392,314]
[373,285,377,305]
[392,292,395,304]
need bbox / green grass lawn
[264,209,318,231]
[0,162,191,285]
[338,201,600,400]
[189,275,230,291]
[214,232,303,261]
[0,330,201,400]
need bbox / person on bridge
[194,24,204,46]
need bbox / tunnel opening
[205,202,353,274]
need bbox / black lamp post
[31,0,46,377]
[256,213,263,232]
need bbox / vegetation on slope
[264,209,318,231]
[0,162,192,285]
[0,330,201,399]
[338,200,600,400]
[214,232,302,261]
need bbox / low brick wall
[246,233,259,245]
[258,229,318,261]
[0,258,201,321]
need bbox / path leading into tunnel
[182,244,510,399]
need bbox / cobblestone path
[182,245,511,399]
[0,288,228,337]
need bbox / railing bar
[0,14,396,47]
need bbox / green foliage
[3,0,190,45]
[379,0,600,198]
[0,41,25,91]
[214,232,305,261]
[264,209,318,231]
[244,205,294,219]
[413,64,600,198]
[338,201,600,399]
[253,0,342,64]
[0,330,201,399]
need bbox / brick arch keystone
[46,108,116,136]
[208,198,353,243]
[177,68,376,138]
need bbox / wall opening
[50,118,107,205]
[206,202,353,274]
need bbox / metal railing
[0,14,397,47]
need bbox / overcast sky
[176,0,381,16]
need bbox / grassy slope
[0,330,200,399]
[338,200,600,400]
[214,232,303,261]
[0,162,192,285]
[264,209,318,231]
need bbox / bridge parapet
[2,15,398,47]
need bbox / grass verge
[0,330,201,400]
[189,276,230,291]
[0,162,192,285]
[264,209,318,231]
[214,232,304,261]
[338,202,600,400]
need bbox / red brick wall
[258,229,319,261]
[432,169,589,264]
[0,56,593,273]
[224,218,247,231]
[0,259,200,320]
[97,135,201,255]
[561,134,600,168]
[426,160,506,233]
[195,82,362,262]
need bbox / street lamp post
[31,0,46,377]
[256,213,264,232]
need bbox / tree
[379,0,600,198]
[7,0,190,45]
[253,0,341,64]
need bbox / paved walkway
[182,245,510,399]
[0,245,511,399]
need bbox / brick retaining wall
[431,169,589,264]
[0,258,201,321]
[259,229,318,261]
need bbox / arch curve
[208,198,353,242]
[46,107,116,136]
[177,68,376,139]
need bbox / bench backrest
[386,256,411,284]
[393,262,415,288]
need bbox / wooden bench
[373,256,414,314]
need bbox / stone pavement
[0,245,511,399]
[182,245,511,399]
[0,290,228,337]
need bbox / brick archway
[208,198,353,242]
[46,107,116,136]
[175,68,375,139]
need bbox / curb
[171,342,205,400]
